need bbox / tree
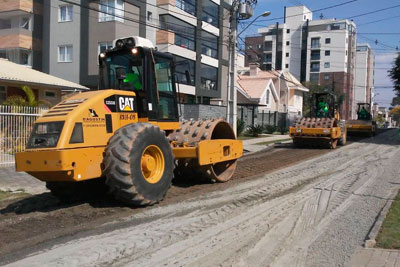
[391,96,400,106]
[302,82,345,117]
[388,53,400,96]
[3,85,50,107]
[390,106,400,124]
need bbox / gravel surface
[2,130,399,266]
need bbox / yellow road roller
[15,37,243,206]
[346,103,377,137]
[289,93,347,149]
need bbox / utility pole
[227,0,259,136]
[227,0,239,136]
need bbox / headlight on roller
[323,129,330,134]
[296,128,302,133]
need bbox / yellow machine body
[289,126,342,139]
[346,120,376,135]
[16,90,243,182]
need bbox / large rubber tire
[46,178,107,203]
[338,131,347,146]
[103,123,174,206]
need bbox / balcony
[157,0,175,5]
[310,43,321,49]
[310,51,320,61]
[0,0,33,13]
[156,30,174,45]
[0,34,33,49]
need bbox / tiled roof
[237,69,279,99]
[0,59,88,91]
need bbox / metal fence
[0,106,48,168]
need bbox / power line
[241,0,359,24]
[238,36,394,90]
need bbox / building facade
[1,0,232,106]
[0,0,43,70]
[355,43,374,106]
[245,6,361,119]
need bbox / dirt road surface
[2,129,400,266]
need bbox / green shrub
[237,119,245,136]
[263,125,276,134]
[247,124,263,137]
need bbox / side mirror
[185,70,192,86]
[116,67,126,81]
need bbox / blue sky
[239,0,400,107]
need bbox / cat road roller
[289,93,347,149]
[15,36,243,206]
[346,103,377,137]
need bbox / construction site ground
[0,129,399,266]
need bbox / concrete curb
[364,188,399,248]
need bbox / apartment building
[0,0,231,106]
[355,43,374,105]
[245,6,359,119]
[0,0,43,69]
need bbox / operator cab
[314,93,336,118]
[356,103,372,120]
[98,36,179,122]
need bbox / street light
[228,8,271,136]
[238,11,271,37]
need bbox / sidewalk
[0,167,47,195]
[242,134,291,154]
[350,248,400,267]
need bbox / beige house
[237,63,308,126]
[0,59,88,106]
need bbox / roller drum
[168,118,237,182]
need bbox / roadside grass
[0,189,30,202]
[376,191,400,249]
[256,138,293,146]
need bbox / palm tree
[3,85,51,107]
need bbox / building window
[200,64,218,91]
[325,50,330,56]
[310,62,320,72]
[175,0,196,16]
[59,5,73,22]
[324,74,330,80]
[311,38,320,48]
[99,0,124,22]
[324,62,330,68]
[160,15,196,51]
[45,91,56,98]
[58,45,72,62]
[325,38,331,44]
[174,56,195,85]
[266,89,270,104]
[0,86,6,104]
[286,41,290,46]
[346,50,348,56]
[286,52,289,57]
[286,29,290,34]
[20,17,31,30]
[0,48,32,66]
[202,0,219,27]
[201,31,218,59]
[285,64,289,68]
[98,42,112,56]
[257,44,262,49]
[264,53,272,63]
[310,73,319,83]
[311,50,320,61]
[147,11,153,21]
